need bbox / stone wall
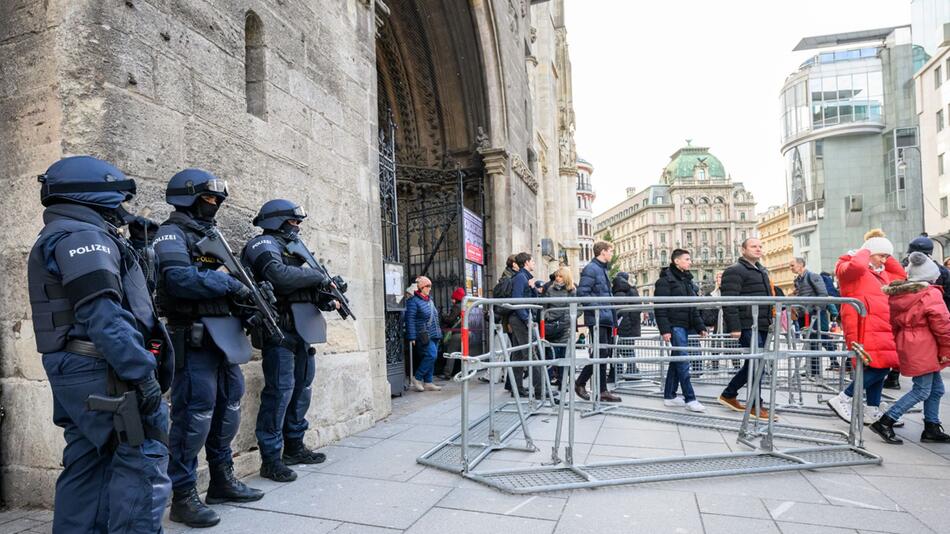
[0,0,388,507]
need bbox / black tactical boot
[205,462,265,504]
[921,422,950,443]
[260,459,298,482]
[169,486,220,528]
[869,414,904,444]
[283,439,327,465]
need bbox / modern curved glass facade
[781,48,884,145]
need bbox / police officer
[242,199,337,482]
[121,208,161,292]
[27,156,172,533]
[154,169,263,528]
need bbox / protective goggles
[38,173,137,199]
[167,178,229,198]
[261,206,307,221]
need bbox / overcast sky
[564,0,911,216]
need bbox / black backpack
[492,275,514,322]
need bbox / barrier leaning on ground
[417,295,882,494]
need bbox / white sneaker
[826,392,852,423]
[663,397,686,407]
[423,382,443,391]
[876,402,905,427]
[686,400,706,412]
[863,404,882,426]
[410,377,425,392]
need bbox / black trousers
[577,326,612,391]
[506,315,543,394]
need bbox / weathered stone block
[2,465,57,508]
[1,378,61,470]
[0,320,45,381]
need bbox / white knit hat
[907,251,940,283]
[861,229,894,256]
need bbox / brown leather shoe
[574,384,590,401]
[718,395,745,412]
[600,391,622,403]
[754,408,776,421]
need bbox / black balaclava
[192,198,221,222]
[279,221,301,238]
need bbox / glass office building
[779,26,926,272]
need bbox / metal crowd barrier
[416,295,882,494]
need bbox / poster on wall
[464,260,485,353]
[463,208,484,265]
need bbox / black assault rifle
[195,227,285,343]
[285,239,355,321]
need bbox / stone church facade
[0,0,578,505]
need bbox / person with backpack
[612,272,641,378]
[575,241,622,402]
[791,257,836,376]
[436,287,465,380]
[871,252,950,444]
[508,252,542,397]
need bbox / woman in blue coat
[405,276,444,391]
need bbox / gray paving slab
[859,438,948,465]
[319,438,432,482]
[435,487,566,520]
[645,472,828,504]
[407,467,484,489]
[489,439,592,464]
[169,505,340,533]
[292,444,364,473]
[683,440,734,455]
[25,524,52,534]
[763,499,932,533]
[696,493,772,519]
[584,443,683,460]
[334,435,385,448]
[855,461,950,479]
[779,524,857,534]
[861,474,950,532]
[0,511,32,525]
[678,426,731,443]
[702,513,781,534]
[405,507,555,534]
[0,519,43,534]
[595,427,683,449]
[390,423,458,444]
[801,471,902,511]
[355,421,415,439]
[330,523,400,534]
[239,472,450,529]
[554,487,704,534]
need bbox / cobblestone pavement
[4,372,950,533]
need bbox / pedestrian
[28,156,173,533]
[717,238,775,420]
[612,272,641,377]
[654,249,708,412]
[436,287,465,380]
[405,276,443,392]
[575,241,622,402]
[508,252,543,397]
[871,252,950,444]
[826,229,905,425]
[790,257,835,376]
[242,199,340,483]
[545,266,579,386]
[155,169,264,527]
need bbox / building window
[940,153,945,176]
[245,11,267,119]
[946,58,950,78]
[937,65,943,90]
[942,196,949,217]
[938,109,945,132]
[740,211,746,221]
[685,230,693,244]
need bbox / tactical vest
[28,217,166,358]
[155,218,234,323]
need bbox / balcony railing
[576,181,593,193]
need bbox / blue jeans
[664,327,696,402]
[843,366,890,407]
[886,372,945,423]
[414,339,438,382]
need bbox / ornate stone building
[594,143,758,295]
[757,204,795,294]
[576,158,595,272]
[0,0,579,506]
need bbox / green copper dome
[662,142,726,184]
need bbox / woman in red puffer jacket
[870,252,950,444]
[826,229,906,424]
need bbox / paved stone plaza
[3,374,950,533]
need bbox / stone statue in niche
[476,126,490,150]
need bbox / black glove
[332,275,347,294]
[134,375,162,415]
[318,275,333,291]
[230,282,254,303]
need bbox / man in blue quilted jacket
[575,241,622,402]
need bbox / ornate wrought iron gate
[379,113,406,395]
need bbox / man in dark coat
[717,238,774,420]
[654,250,707,412]
[575,241,621,402]
[611,272,641,380]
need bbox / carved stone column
[480,147,511,281]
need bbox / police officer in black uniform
[27,156,172,533]
[153,169,263,528]
[242,199,338,482]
